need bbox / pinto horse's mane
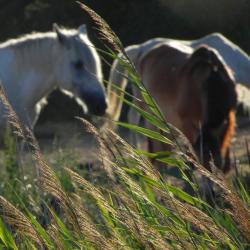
[202,58,237,171]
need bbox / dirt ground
[34,120,101,163]
[32,115,250,177]
[230,117,250,175]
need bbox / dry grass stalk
[101,159,195,248]
[105,128,161,180]
[65,168,117,217]
[168,196,230,243]
[77,2,124,55]
[0,196,44,248]
[185,154,250,241]
[77,117,110,158]
[66,169,134,249]
[102,133,232,246]
[0,86,25,139]
[46,224,66,250]
[77,117,115,178]
[224,192,250,242]
[0,85,85,237]
[70,194,118,250]
[68,167,176,249]
[108,158,155,202]
[183,154,232,192]
[117,208,172,250]
[94,184,172,248]
[33,150,85,236]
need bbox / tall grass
[0,3,249,249]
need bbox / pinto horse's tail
[107,45,141,121]
[221,110,236,160]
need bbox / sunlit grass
[0,3,249,249]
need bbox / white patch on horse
[0,24,107,133]
[108,33,250,122]
[139,33,250,86]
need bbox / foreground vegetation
[0,4,249,249]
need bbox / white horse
[108,33,250,121]
[0,24,107,133]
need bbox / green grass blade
[122,98,169,133]
[26,211,54,249]
[116,121,172,145]
[0,218,18,250]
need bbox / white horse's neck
[1,32,64,107]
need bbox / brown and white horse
[108,39,237,172]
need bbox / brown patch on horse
[134,44,237,172]
[138,44,203,144]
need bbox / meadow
[0,4,249,249]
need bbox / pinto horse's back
[138,43,205,145]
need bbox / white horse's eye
[74,60,84,70]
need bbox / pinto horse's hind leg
[194,118,234,173]
[222,148,231,173]
[194,129,222,171]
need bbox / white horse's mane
[0,26,103,83]
[0,28,77,49]
[0,28,82,70]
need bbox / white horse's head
[53,24,107,116]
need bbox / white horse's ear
[53,23,69,47]
[78,24,87,35]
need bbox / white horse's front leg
[127,107,148,150]
[15,105,38,129]
[27,105,40,129]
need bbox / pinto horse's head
[180,46,237,170]
[53,24,107,116]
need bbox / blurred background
[1,0,250,127]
